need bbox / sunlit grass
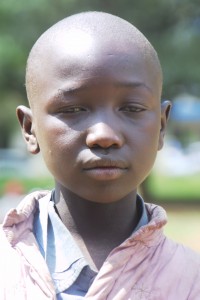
[164,206,200,253]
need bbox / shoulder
[165,237,200,298]
[1,190,51,225]
[164,235,200,267]
[0,190,51,245]
[140,203,200,288]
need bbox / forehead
[49,32,148,77]
[27,27,162,106]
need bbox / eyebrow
[117,81,153,93]
[57,80,153,96]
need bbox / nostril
[87,137,123,149]
[89,144,112,155]
[90,144,100,149]
[86,123,124,149]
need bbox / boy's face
[22,31,169,203]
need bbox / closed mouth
[82,159,128,181]
[83,159,128,170]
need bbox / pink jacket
[0,191,200,299]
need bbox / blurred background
[0,0,200,251]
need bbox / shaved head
[18,11,171,204]
[26,11,162,108]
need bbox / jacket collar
[2,191,167,248]
[2,191,50,245]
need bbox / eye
[119,105,145,113]
[59,106,87,113]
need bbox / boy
[0,11,200,299]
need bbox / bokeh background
[0,0,200,251]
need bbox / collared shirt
[33,192,148,299]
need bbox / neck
[54,183,139,269]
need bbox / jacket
[0,191,200,299]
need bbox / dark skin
[17,25,171,270]
[54,187,139,270]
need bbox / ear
[158,100,172,150]
[16,105,40,154]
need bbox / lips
[82,158,128,180]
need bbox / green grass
[147,173,200,202]
[1,173,200,203]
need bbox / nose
[86,122,124,149]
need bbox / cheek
[143,111,161,146]
[36,116,75,145]
[129,116,161,170]
[129,112,161,149]
[35,116,83,167]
